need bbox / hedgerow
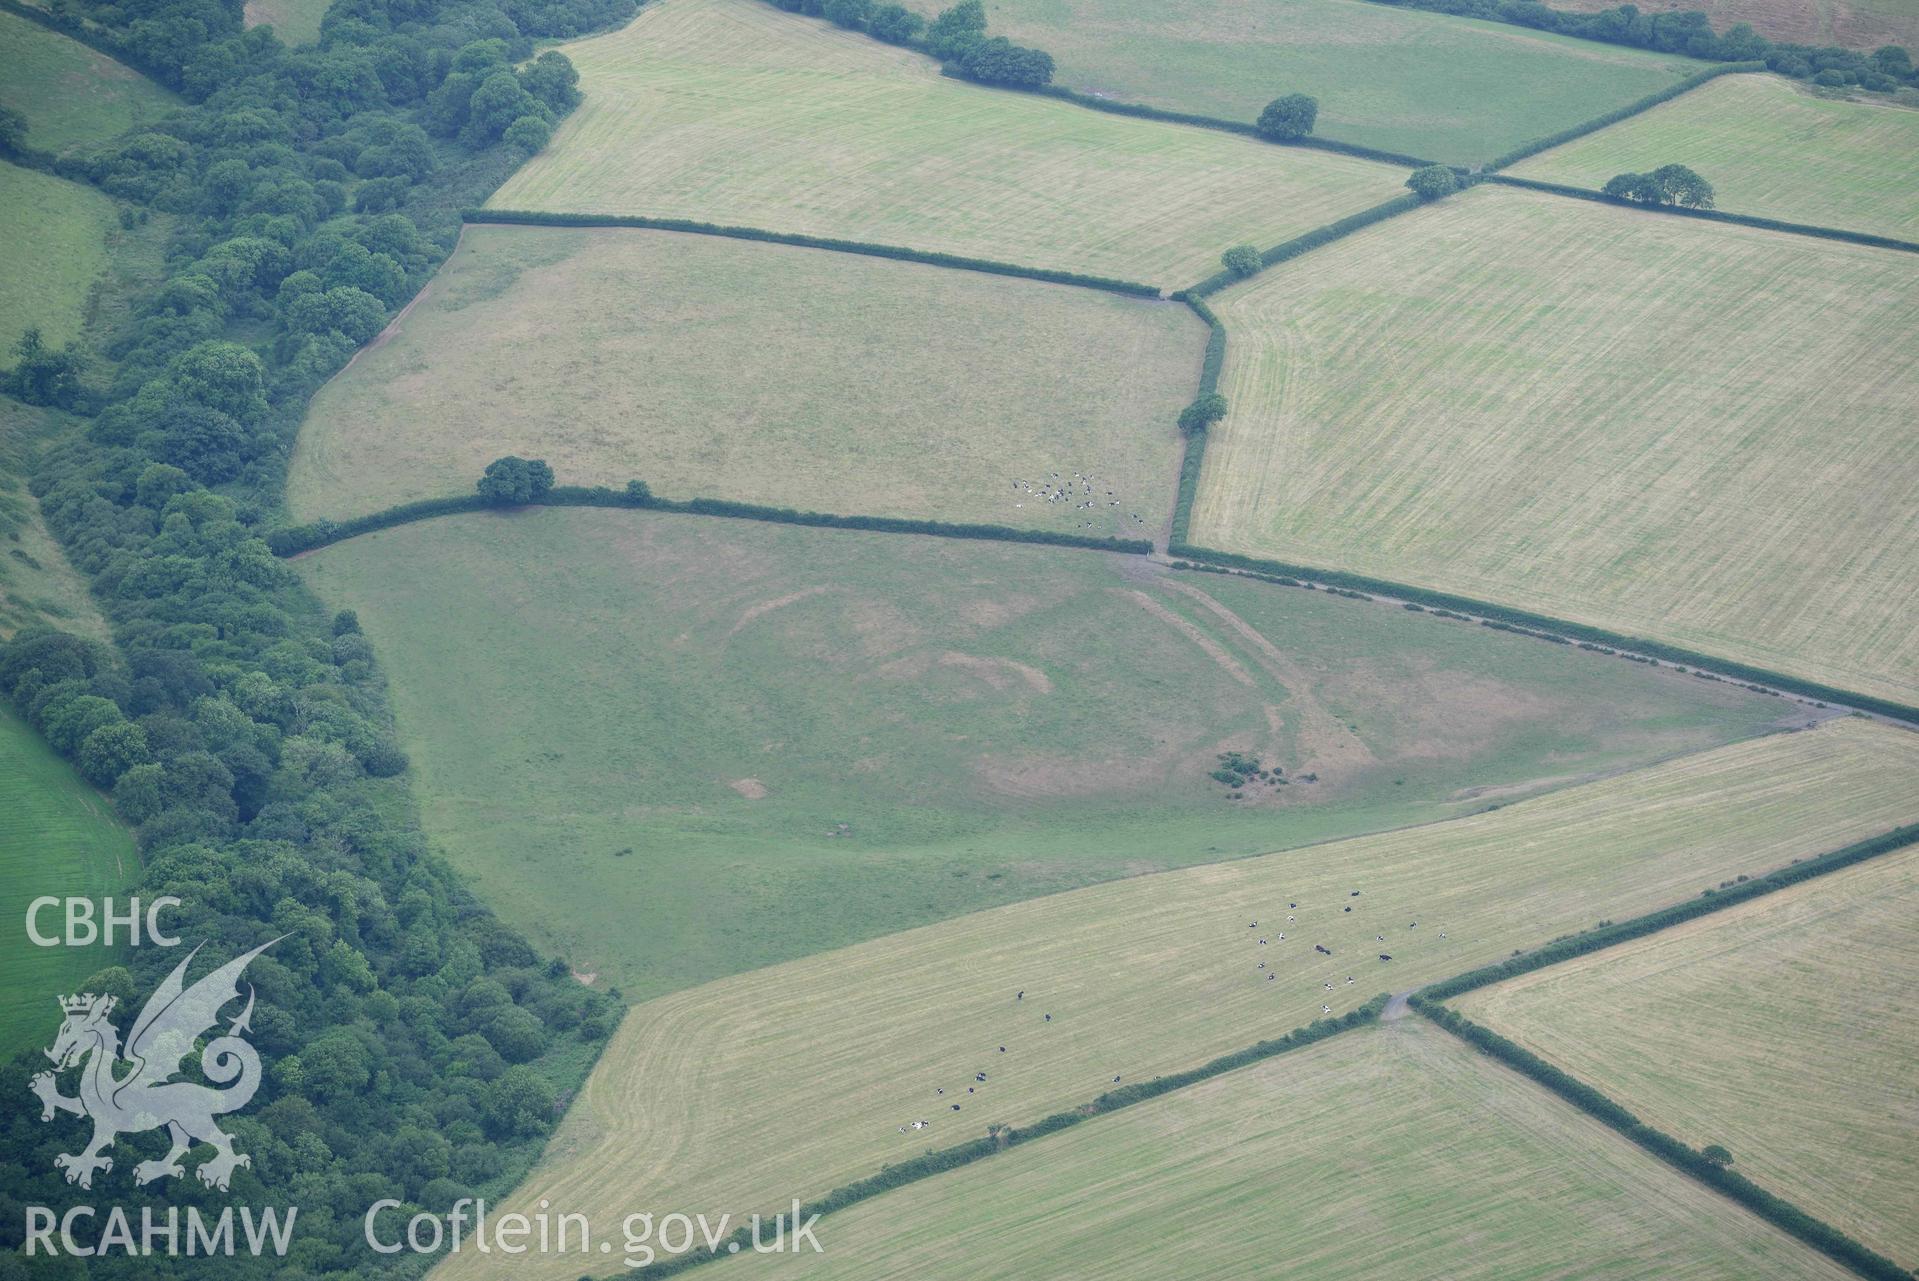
[1166,294,1223,546]
[1167,545,1919,721]
[466,210,1164,295]
[266,486,1156,557]
[1185,194,1426,295]
[1484,63,1766,171]
[1413,1000,1913,1281]
[1420,823,1919,1003]
[1481,176,1919,253]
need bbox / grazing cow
[951,1104,961,1111]
[1315,944,1331,955]
[1322,1005,1331,1014]
[976,1073,987,1082]
[999,1046,1006,1053]
[1044,1013,1052,1022]
[1379,954,1392,961]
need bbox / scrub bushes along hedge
[267,485,1156,556]
[1166,545,1919,721]
[1420,823,1919,1003]
[1166,294,1223,546]
[1414,1000,1913,1281]
[466,210,1163,295]
[634,995,1392,1280]
[1186,194,1427,294]
[1481,176,1919,252]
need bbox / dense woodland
[0,0,636,1274]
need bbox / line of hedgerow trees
[0,0,643,1272]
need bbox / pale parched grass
[287,225,1202,527]
[1192,184,1919,708]
[1458,845,1919,1266]
[737,1020,1855,1281]
[429,717,1919,1281]
[1512,74,1919,240]
[485,0,1408,286]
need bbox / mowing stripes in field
[1192,184,1919,709]
[728,1021,1855,1281]
[1456,847,1919,1267]
[426,717,1919,1281]
[484,0,1408,285]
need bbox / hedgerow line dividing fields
[1454,847,1919,1267]
[1184,184,1919,713]
[481,0,1413,287]
[676,809,1919,1281]
[421,717,1919,1281]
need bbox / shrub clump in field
[1178,393,1228,435]
[1256,93,1318,141]
[1602,164,1715,209]
[478,455,556,505]
[1212,751,1287,796]
[1405,165,1460,202]
[1221,244,1262,278]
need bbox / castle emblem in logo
[30,939,279,1192]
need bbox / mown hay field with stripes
[1458,844,1919,1266]
[1191,184,1919,708]
[428,716,1919,1281]
[0,705,136,1057]
[299,507,1785,998]
[902,0,1707,164]
[0,10,176,153]
[737,1020,1854,1281]
[1511,74,1919,240]
[483,0,1409,287]
[287,225,1202,528]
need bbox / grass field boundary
[1165,294,1222,548]
[1412,998,1912,1280]
[1183,193,1426,296]
[603,995,1392,1280]
[1420,822,1919,1003]
[267,486,1156,557]
[1164,545,1919,722]
[1481,174,1919,253]
[1483,62,1767,171]
[464,210,1166,296]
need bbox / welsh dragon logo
[30,938,279,1192]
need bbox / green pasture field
[905,0,1705,164]
[0,400,108,640]
[483,0,1409,287]
[287,225,1203,528]
[1512,74,1919,240]
[243,0,328,44]
[0,162,121,355]
[0,704,136,1057]
[1191,185,1919,709]
[1553,0,1918,52]
[298,506,1789,1000]
[428,715,1919,1281]
[0,10,176,154]
[737,1020,1853,1281]
[1458,845,1919,1266]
